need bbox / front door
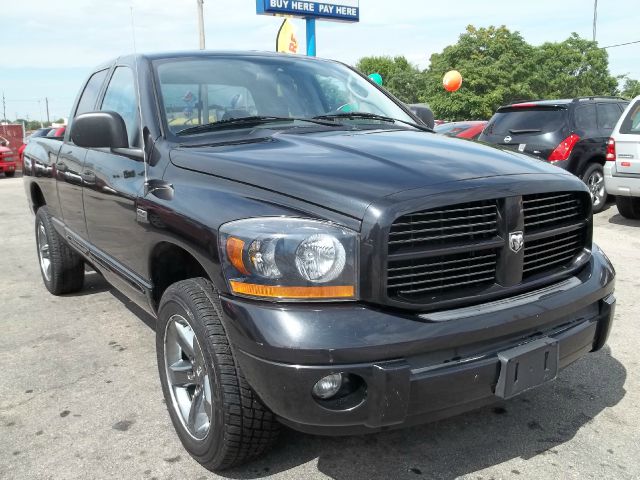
[82,66,148,288]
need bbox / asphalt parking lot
[1,175,639,480]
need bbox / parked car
[0,137,17,177]
[479,97,629,213]
[435,120,487,140]
[0,144,17,177]
[605,96,640,218]
[23,52,616,471]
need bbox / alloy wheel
[164,314,213,440]
[37,222,51,281]
[588,170,605,208]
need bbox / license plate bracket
[495,337,559,399]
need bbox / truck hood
[170,129,572,219]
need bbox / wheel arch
[30,181,46,212]
[149,241,214,310]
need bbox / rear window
[620,100,640,135]
[485,108,567,135]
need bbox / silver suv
[605,96,640,218]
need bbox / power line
[601,39,640,49]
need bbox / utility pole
[197,0,205,50]
[593,0,598,42]
[1,92,6,123]
[45,97,50,124]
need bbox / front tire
[35,206,84,295]
[4,170,15,177]
[583,163,607,214]
[616,196,640,219]
[156,278,279,471]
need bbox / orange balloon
[443,70,462,92]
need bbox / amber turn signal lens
[226,237,250,275]
[230,281,354,299]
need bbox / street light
[197,0,205,50]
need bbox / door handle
[81,171,96,184]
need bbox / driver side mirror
[70,111,129,149]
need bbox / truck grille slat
[397,275,497,295]
[388,263,497,288]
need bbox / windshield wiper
[314,112,433,132]
[176,116,340,136]
[508,128,542,134]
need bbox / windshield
[154,56,414,135]
[485,108,567,135]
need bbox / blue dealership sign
[256,0,359,22]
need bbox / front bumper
[604,162,640,196]
[220,249,615,435]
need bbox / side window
[597,103,623,131]
[574,105,597,131]
[75,69,109,116]
[620,101,640,135]
[101,67,140,147]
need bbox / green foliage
[423,26,536,120]
[620,78,640,99]
[356,26,625,121]
[531,33,618,98]
[356,56,425,103]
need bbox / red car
[435,120,488,140]
[0,144,17,177]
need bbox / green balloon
[369,73,383,86]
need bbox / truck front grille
[385,191,590,307]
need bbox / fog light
[312,373,343,399]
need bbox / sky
[1,0,638,122]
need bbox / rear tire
[582,163,607,214]
[156,278,279,471]
[4,170,15,177]
[616,196,640,219]
[35,206,85,295]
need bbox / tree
[531,33,618,98]
[355,26,622,121]
[356,56,425,103]
[620,78,640,99]
[420,26,537,120]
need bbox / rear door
[56,68,109,238]
[479,106,569,160]
[615,100,640,174]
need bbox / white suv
[605,96,640,219]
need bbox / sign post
[256,1,360,56]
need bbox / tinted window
[101,67,140,147]
[574,104,597,131]
[620,100,640,135]
[485,108,567,135]
[75,69,109,116]
[597,103,622,131]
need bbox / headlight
[219,218,358,301]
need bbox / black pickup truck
[23,52,616,471]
